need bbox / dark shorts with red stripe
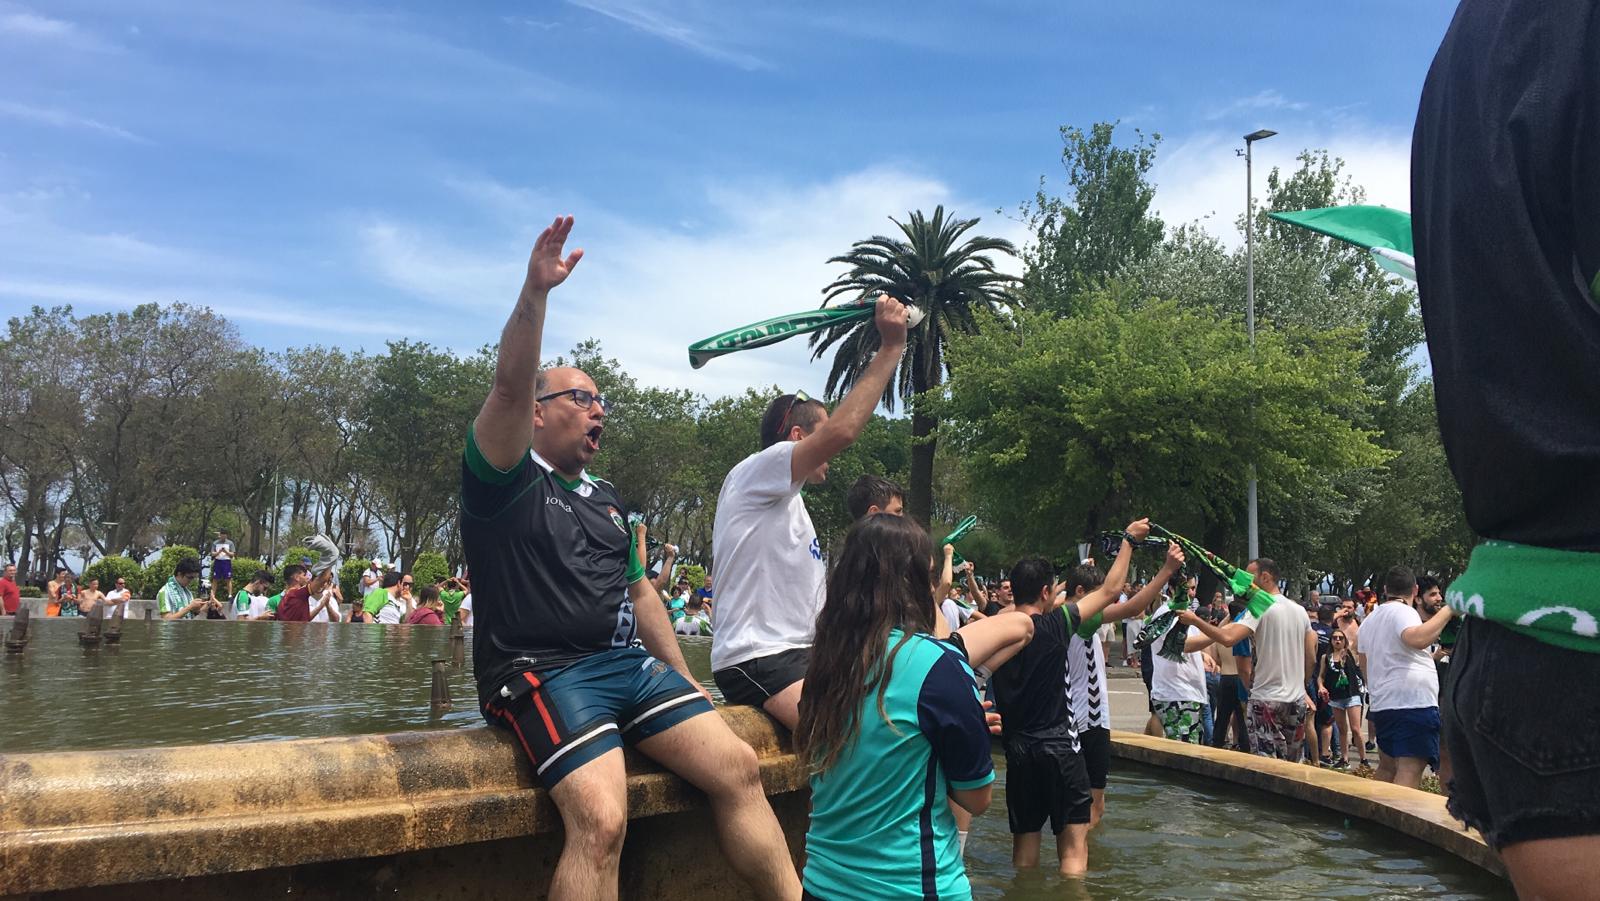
[481,647,713,788]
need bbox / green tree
[1021,121,1164,317]
[356,340,488,571]
[809,205,1019,525]
[939,299,1387,562]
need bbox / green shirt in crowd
[440,589,466,624]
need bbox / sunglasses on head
[774,389,813,442]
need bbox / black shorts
[713,647,809,707]
[1442,618,1600,849]
[1079,726,1111,790]
[1004,734,1092,835]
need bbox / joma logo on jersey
[546,496,574,514]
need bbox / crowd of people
[0,547,473,628]
[1108,564,1455,791]
[449,214,1539,901]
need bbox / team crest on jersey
[607,506,626,533]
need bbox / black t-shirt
[992,603,1081,747]
[1319,653,1363,702]
[460,431,645,701]
[1413,0,1600,551]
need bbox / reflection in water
[970,763,1511,900]
[0,622,1507,898]
[0,620,719,752]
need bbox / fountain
[0,619,1510,899]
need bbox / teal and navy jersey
[804,631,993,901]
[460,429,645,701]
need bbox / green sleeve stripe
[465,424,527,486]
[626,526,646,584]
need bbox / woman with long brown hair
[795,513,994,901]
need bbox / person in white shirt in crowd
[360,559,384,595]
[1360,565,1454,790]
[103,576,133,618]
[1182,557,1317,761]
[376,573,413,624]
[231,571,274,620]
[709,295,909,729]
[209,529,236,604]
[312,576,342,623]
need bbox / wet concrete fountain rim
[0,709,1504,897]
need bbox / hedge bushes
[228,556,266,591]
[83,555,143,594]
[140,545,200,597]
[339,558,369,602]
[411,552,449,588]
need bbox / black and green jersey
[461,428,645,701]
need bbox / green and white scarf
[1447,541,1600,654]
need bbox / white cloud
[1150,123,1412,248]
[357,166,1028,398]
[0,4,117,53]
[0,99,147,143]
[1205,89,1309,120]
[565,0,771,71]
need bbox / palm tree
[809,206,1019,525]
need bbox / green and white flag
[1269,205,1415,282]
[687,299,924,369]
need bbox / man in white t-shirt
[103,577,133,618]
[1150,614,1217,745]
[310,580,342,623]
[1360,565,1454,789]
[709,295,908,730]
[1185,557,1317,761]
[360,559,383,595]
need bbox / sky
[1,0,1459,397]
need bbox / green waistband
[1447,540,1600,654]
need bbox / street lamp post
[1243,128,1276,562]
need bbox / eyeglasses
[774,389,812,441]
[401,580,414,587]
[537,388,612,414]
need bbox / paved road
[1106,665,1154,732]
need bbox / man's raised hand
[524,215,584,297]
[1163,541,1186,572]
[1125,518,1151,542]
[874,294,909,349]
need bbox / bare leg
[1391,756,1427,790]
[760,679,802,732]
[1057,824,1090,876]
[1500,835,1600,901]
[633,712,801,900]
[1374,750,1397,784]
[1012,832,1043,868]
[546,749,630,901]
[954,612,1034,671]
[1345,711,1365,763]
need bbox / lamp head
[1244,129,1277,143]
